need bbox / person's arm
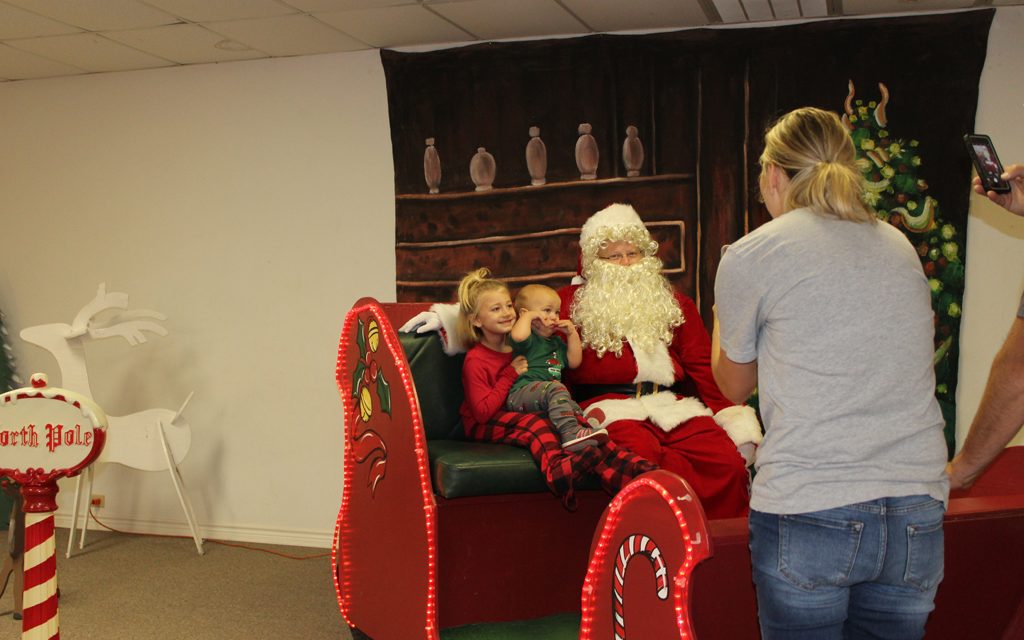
[462,353,527,424]
[711,306,758,405]
[510,309,538,343]
[559,319,583,369]
[973,162,1024,216]
[948,316,1024,489]
[667,294,739,410]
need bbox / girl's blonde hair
[761,107,875,223]
[456,267,510,346]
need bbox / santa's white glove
[737,442,757,467]
[400,303,463,355]
[399,311,442,334]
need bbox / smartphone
[964,133,1011,194]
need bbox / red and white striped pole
[20,482,60,640]
[0,373,107,640]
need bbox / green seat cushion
[429,439,600,498]
[429,439,550,498]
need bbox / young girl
[457,267,656,510]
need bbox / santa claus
[563,203,759,518]
[404,203,760,518]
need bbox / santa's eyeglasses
[597,250,644,263]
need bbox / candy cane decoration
[613,534,669,640]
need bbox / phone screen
[964,134,1011,194]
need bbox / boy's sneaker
[561,426,609,451]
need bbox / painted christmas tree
[843,81,964,455]
[0,308,19,393]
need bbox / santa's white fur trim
[631,341,675,387]
[645,394,713,432]
[430,302,465,355]
[583,392,712,434]
[714,405,763,448]
[580,203,645,247]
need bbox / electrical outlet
[90,495,104,508]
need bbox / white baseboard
[51,512,334,549]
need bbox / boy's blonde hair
[456,267,510,346]
[514,284,559,312]
[761,107,875,223]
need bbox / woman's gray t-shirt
[715,208,949,514]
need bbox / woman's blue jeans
[749,496,945,640]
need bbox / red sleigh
[333,297,1024,639]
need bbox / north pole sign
[0,373,106,487]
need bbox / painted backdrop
[382,10,994,452]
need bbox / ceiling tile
[771,0,801,21]
[0,2,82,39]
[104,23,268,64]
[428,0,587,40]
[144,0,299,23]
[842,0,975,16]
[0,42,85,79]
[283,0,415,10]
[741,0,773,22]
[8,32,176,72]
[800,0,829,18]
[2,0,179,31]
[205,14,369,56]
[711,0,747,23]
[315,5,471,47]
[562,0,710,32]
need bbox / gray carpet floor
[1,527,353,639]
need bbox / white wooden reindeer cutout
[19,284,204,556]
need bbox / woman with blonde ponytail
[713,107,948,639]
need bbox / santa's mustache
[572,256,683,357]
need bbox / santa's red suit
[558,285,757,519]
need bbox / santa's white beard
[571,257,684,357]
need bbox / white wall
[0,50,396,547]
[0,8,1019,549]
[958,6,1024,449]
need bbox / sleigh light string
[579,475,700,639]
[332,302,439,638]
